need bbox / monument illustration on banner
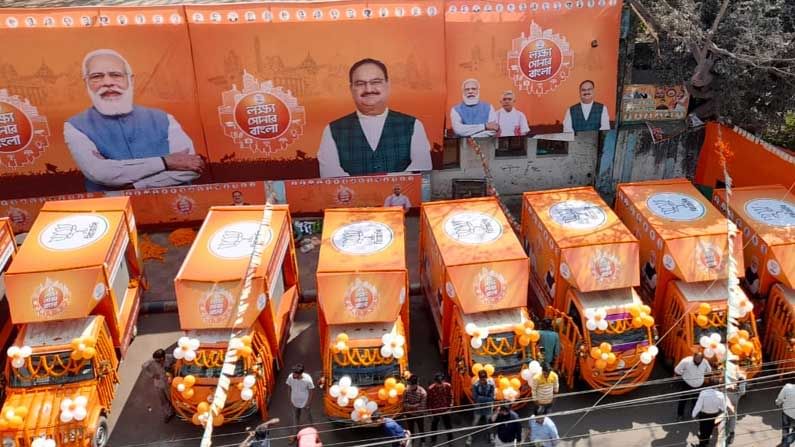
[0,89,50,169]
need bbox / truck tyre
[93,416,109,447]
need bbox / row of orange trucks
[0,178,790,443]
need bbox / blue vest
[68,106,171,191]
[454,102,491,125]
[328,111,414,176]
[569,102,604,132]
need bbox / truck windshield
[331,349,400,387]
[180,358,246,378]
[471,332,534,374]
[589,327,649,351]
[9,352,95,387]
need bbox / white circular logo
[399,287,406,305]
[663,254,676,271]
[646,193,706,221]
[208,221,272,259]
[331,221,393,255]
[768,260,782,276]
[257,293,267,311]
[548,200,607,230]
[744,199,795,227]
[39,214,110,251]
[443,212,503,245]
[445,281,456,298]
[92,283,106,301]
[560,262,571,279]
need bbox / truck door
[253,332,275,420]
[96,329,120,409]
[545,304,582,390]
[447,317,466,406]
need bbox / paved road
[107,297,786,447]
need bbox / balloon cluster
[700,333,727,360]
[513,321,540,347]
[173,337,200,362]
[376,377,406,405]
[495,376,522,401]
[470,363,495,381]
[380,332,406,359]
[60,396,89,423]
[192,402,224,427]
[230,335,254,358]
[695,303,712,328]
[590,342,617,370]
[172,374,197,399]
[627,304,655,329]
[735,296,754,318]
[585,308,608,331]
[70,337,97,361]
[31,437,56,447]
[520,361,542,383]
[6,345,32,369]
[729,330,755,357]
[465,323,489,349]
[350,397,378,423]
[0,405,28,430]
[329,376,359,407]
[238,375,257,401]
[332,333,349,354]
[639,345,659,365]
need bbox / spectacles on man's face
[87,71,128,85]
[351,78,386,89]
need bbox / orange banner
[283,174,421,214]
[444,0,622,135]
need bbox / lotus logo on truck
[549,200,607,230]
[646,193,706,221]
[474,268,507,304]
[32,277,70,317]
[39,214,109,251]
[344,279,378,318]
[332,221,393,255]
[199,287,233,323]
[444,212,503,245]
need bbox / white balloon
[393,347,405,359]
[329,385,341,398]
[351,410,361,422]
[529,361,542,375]
[380,346,393,358]
[73,406,88,421]
[20,346,32,357]
[381,333,392,345]
[230,338,244,350]
[465,323,477,336]
[339,376,352,388]
[704,348,715,359]
[44,440,56,447]
[366,401,378,413]
[584,308,596,319]
[481,328,490,338]
[600,353,609,361]
[243,375,257,389]
[699,336,710,348]
[648,346,659,357]
[184,351,196,362]
[75,396,88,407]
[394,335,405,346]
[597,320,608,331]
[60,410,74,423]
[520,369,532,382]
[189,339,200,351]
[640,352,653,365]
[345,386,359,400]
[178,336,190,347]
[241,388,254,401]
[60,398,73,412]
[337,396,350,407]
[177,383,186,393]
[585,320,597,331]
[173,348,185,360]
[7,346,19,357]
[353,398,366,411]
[12,358,25,369]
[470,337,483,349]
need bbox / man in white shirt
[495,91,530,137]
[674,352,712,420]
[450,79,498,138]
[317,58,432,178]
[64,49,204,192]
[384,185,411,213]
[692,378,730,447]
[285,363,315,434]
[562,80,611,133]
[776,383,795,446]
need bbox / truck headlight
[2,436,15,447]
[68,427,84,441]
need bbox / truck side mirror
[98,360,111,376]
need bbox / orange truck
[711,185,795,373]
[0,197,142,447]
[521,187,655,394]
[0,218,18,406]
[317,208,410,421]
[420,197,537,405]
[615,179,762,376]
[172,205,300,424]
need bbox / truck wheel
[93,416,109,447]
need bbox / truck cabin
[328,322,404,388]
[765,285,795,374]
[461,308,536,376]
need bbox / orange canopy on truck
[0,217,16,274]
[616,178,743,283]
[317,208,408,325]
[712,185,795,293]
[175,205,293,330]
[523,187,639,294]
[5,197,139,325]
[422,197,528,314]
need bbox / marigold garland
[140,235,168,261]
[169,228,197,247]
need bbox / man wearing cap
[495,91,529,137]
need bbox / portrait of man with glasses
[64,48,204,192]
[317,58,432,178]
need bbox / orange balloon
[518,335,531,347]
[729,333,740,345]
[510,378,522,389]
[498,377,510,390]
[239,346,253,358]
[183,375,196,386]
[484,364,495,377]
[377,388,388,401]
[590,347,601,360]
[698,303,712,316]
[192,413,201,426]
[529,331,540,342]
[606,352,617,365]
[240,335,253,346]
[738,330,750,340]
[730,343,743,356]
[81,347,96,360]
[631,317,643,328]
[741,341,753,355]
[387,396,399,405]
[213,414,225,427]
[337,333,349,343]
[197,402,210,414]
[513,324,525,336]
[599,342,612,353]
[0,419,8,430]
[471,363,484,376]
[385,377,397,389]
[696,315,709,328]
[641,305,651,315]
[10,415,23,428]
[595,359,607,370]
[395,383,406,395]
[182,388,195,399]
[172,376,184,387]
[525,320,535,330]
[495,388,503,400]
[628,305,640,318]
[641,315,655,328]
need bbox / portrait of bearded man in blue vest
[450,78,498,138]
[317,58,433,178]
[562,80,611,133]
[64,49,205,192]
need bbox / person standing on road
[402,375,427,445]
[141,349,174,423]
[531,363,559,415]
[286,364,315,432]
[492,404,522,446]
[776,382,795,446]
[427,372,454,444]
[674,352,712,421]
[239,418,280,447]
[526,410,559,447]
[725,373,746,444]
[691,377,729,447]
[538,319,561,368]
[466,369,496,445]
